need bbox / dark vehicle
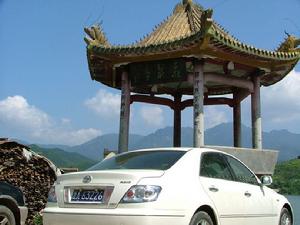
[0,182,27,225]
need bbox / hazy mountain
[29,145,97,170]
[35,144,71,151]
[61,123,300,162]
[131,127,174,149]
[11,139,71,151]
[264,129,300,162]
[68,134,144,160]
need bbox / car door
[199,152,247,225]
[224,155,276,225]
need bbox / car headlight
[47,185,57,203]
[121,185,162,203]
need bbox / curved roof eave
[87,28,300,63]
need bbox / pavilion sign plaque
[129,58,187,86]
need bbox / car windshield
[87,150,186,171]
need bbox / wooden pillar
[251,75,262,149]
[193,61,205,147]
[118,70,130,153]
[173,94,182,147]
[233,92,242,147]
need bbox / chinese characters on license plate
[71,190,104,203]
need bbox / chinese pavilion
[84,0,300,156]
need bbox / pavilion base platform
[206,146,278,176]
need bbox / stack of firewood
[0,139,60,225]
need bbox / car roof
[127,147,223,154]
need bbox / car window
[225,155,258,185]
[0,182,25,206]
[88,150,186,171]
[200,153,234,181]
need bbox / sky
[0,0,300,146]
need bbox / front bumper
[43,207,187,225]
[19,206,28,225]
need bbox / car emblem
[82,175,92,183]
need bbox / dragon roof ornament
[277,32,300,52]
[182,0,193,5]
[84,24,110,47]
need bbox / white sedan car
[43,148,293,225]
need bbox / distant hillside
[264,130,300,162]
[29,145,97,171]
[272,158,300,195]
[36,144,71,151]
[62,123,300,162]
[68,134,144,160]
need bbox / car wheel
[190,211,214,225]
[279,208,292,225]
[0,205,16,225]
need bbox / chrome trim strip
[220,214,277,218]
[43,211,185,217]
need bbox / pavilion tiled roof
[137,2,204,46]
[85,0,300,90]
[136,1,242,48]
[85,0,299,60]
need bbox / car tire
[279,208,292,225]
[189,211,214,225]
[0,205,16,225]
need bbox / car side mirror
[260,175,273,186]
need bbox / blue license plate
[71,189,104,202]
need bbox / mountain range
[40,123,300,162]
[29,145,97,170]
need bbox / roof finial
[84,24,110,47]
[284,30,291,37]
[182,0,193,5]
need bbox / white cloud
[0,95,101,145]
[204,106,229,129]
[85,89,120,118]
[61,118,71,125]
[140,106,164,127]
[0,95,51,130]
[261,70,300,124]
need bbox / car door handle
[209,186,219,192]
[244,191,252,197]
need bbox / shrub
[33,213,43,225]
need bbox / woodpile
[0,139,60,225]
